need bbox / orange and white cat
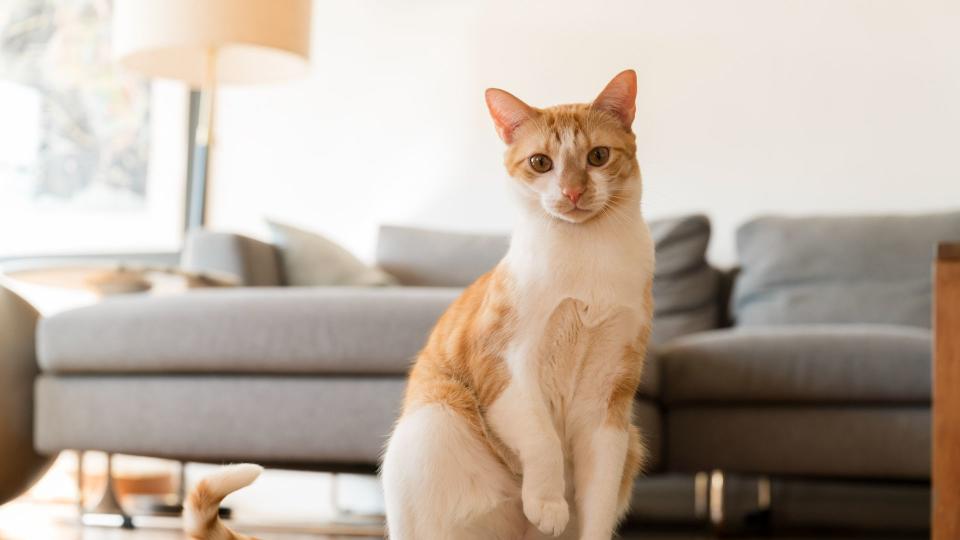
[381,70,654,540]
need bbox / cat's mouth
[547,202,602,224]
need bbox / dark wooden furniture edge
[938,242,960,261]
[933,246,960,540]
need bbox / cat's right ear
[485,88,536,144]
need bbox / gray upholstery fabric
[181,230,283,286]
[376,225,509,287]
[37,286,661,398]
[766,478,929,533]
[651,304,718,346]
[652,264,718,315]
[35,375,404,464]
[626,473,706,525]
[733,212,960,328]
[634,399,662,471]
[651,473,929,535]
[648,214,711,275]
[625,475,929,533]
[38,287,460,375]
[637,351,659,400]
[649,215,719,343]
[667,406,930,479]
[660,325,931,404]
[35,375,664,470]
[377,215,719,343]
[0,286,54,504]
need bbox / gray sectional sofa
[26,211,959,536]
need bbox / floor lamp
[112,0,312,229]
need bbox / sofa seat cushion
[37,287,663,397]
[38,287,460,376]
[667,406,929,479]
[37,287,660,397]
[34,375,664,469]
[660,325,930,405]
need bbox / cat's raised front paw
[522,494,569,536]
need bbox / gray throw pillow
[733,211,960,328]
[267,221,397,287]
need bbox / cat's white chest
[507,218,654,329]
[502,216,655,386]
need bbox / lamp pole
[186,47,217,230]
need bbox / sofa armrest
[181,230,283,286]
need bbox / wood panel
[934,242,960,540]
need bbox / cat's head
[485,70,640,224]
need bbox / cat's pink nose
[562,186,583,205]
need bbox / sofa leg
[328,473,385,527]
[694,471,710,520]
[76,450,83,517]
[79,452,134,529]
[178,461,186,506]
[709,469,725,529]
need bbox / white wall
[209,0,960,265]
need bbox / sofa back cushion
[733,211,960,328]
[377,214,719,344]
[268,221,397,287]
[648,215,720,344]
[376,226,510,288]
[182,230,283,287]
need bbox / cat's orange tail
[183,463,262,540]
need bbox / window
[0,0,189,258]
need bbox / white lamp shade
[113,0,312,86]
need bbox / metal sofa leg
[79,452,134,529]
[706,471,775,535]
[329,473,386,527]
[709,469,725,530]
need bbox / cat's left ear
[592,69,637,131]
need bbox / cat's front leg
[571,421,640,540]
[488,367,569,537]
[573,311,648,540]
[488,298,591,537]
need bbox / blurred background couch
[20,210,957,538]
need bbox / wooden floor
[0,500,382,540]
[0,500,927,540]
[0,454,930,539]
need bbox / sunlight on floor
[0,452,385,539]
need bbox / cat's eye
[529,154,553,173]
[587,146,610,166]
